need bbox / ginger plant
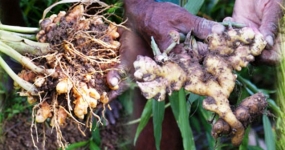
[0,2,122,149]
[133,26,267,146]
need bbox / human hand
[231,0,283,64]
[107,0,224,100]
[98,100,122,125]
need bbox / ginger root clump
[134,27,267,146]
[16,3,121,148]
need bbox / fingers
[257,49,280,65]
[192,17,224,39]
[255,33,281,64]
[258,0,283,47]
[125,1,222,51]
[98,100,122,125]
[107,27,152,100]
[107,75,130,100]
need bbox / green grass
[276,14,285,150]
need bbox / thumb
[191,16,225,39]
[258,0,283,47]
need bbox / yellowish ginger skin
[72,82,100,119]
[56,78,73,95]
[50,107,68,127]
[133,27,267,146]
[134,56,186,101]
[35,102,52,123]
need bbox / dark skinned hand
[107,0,224,100]
[227,0,283,64]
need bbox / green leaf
[267,98,282,115]
[263,115,275,150]
[237,75,260,94]
[157,0,180,5]
[239,127,251,150]
[236,87,250,104]
[65,141,88,150]
[152,100,165,150]
[134,100,153,145]
[197,97,212,120]
[107,2,123,13]
[247,146,264,150]
[91,126,101,145]
[118,88,134,116]
[205,132,215,150]
[183,0,205,15]
[196,99,215,149]
[169,92,179,119]
[89,140,100,150]
[169,89,196,150]
[187,93,200,103]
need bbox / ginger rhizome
[133,27,267,146]
[212,92,268,138]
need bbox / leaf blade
[133,99,153,145]
[183,0,205,15]
[169,89,196,150]
[263,115,275,150]
[152,100,165,150]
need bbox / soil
[0,110,91,150]
[0,106,128,150]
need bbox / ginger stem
[0,30,36,40]
[220,21,247,28]
[0,41,54,75]
[0,56,37,94]
[0,30,50,55]
[0,23,39,33]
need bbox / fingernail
[110,77,119,87]
[265,35,274,47]
[211,24,225,34]
[223,17,234,22]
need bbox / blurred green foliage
[276,13,285,150]
[20,0,70,27]
[200,0,235,21]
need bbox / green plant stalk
[0,41,54,75]
[13,33,36,40]
[0,56,37,94]
[237,75,259,93]
[0,23,39,33]
[0,29,36,40]
[0,30,50,55]
[220,21,247,28]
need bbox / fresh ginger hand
[230,0,283,64]
[107,0,224,100]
